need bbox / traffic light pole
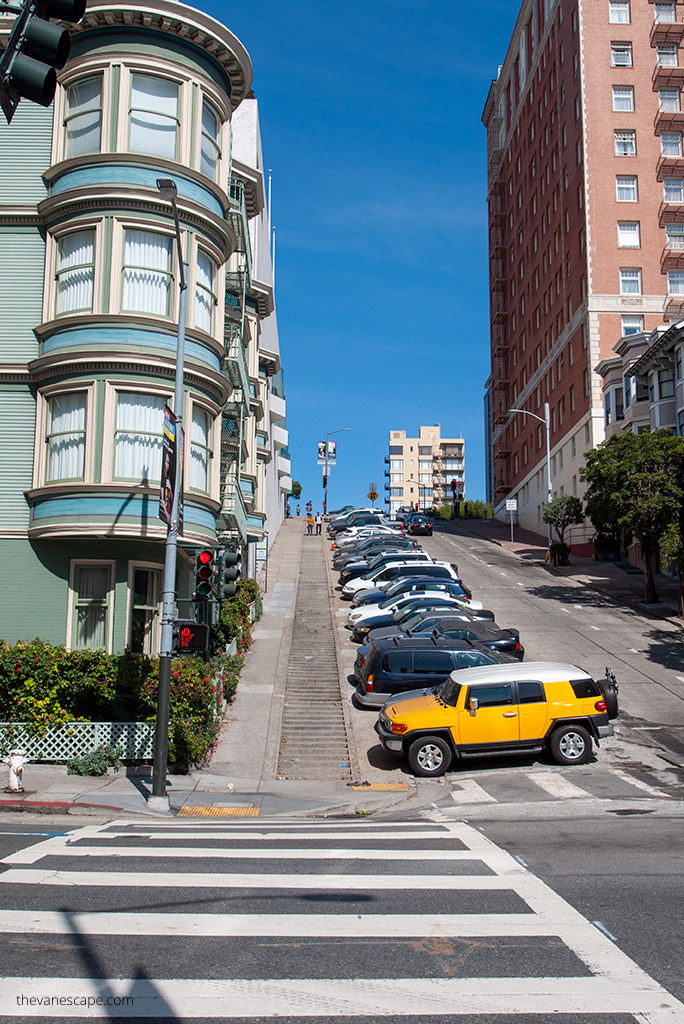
[151,179,187,810]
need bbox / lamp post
[149,178,188,811]
[508,401,553,547]
[324,427,350,514]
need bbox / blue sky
[215,1,520,513]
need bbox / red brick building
[483,0,679,542]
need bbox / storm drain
[278,539,351,780]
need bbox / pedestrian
[285,503,291,518]
[296,504,301,516]
[315,512,323,535]
[306,513,314,535]
[305,500,312,514]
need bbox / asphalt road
[0,812,682,1022]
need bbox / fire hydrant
[4,749,27,792]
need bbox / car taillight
[391,722,407,734]
[515,640,521,651]
[594,699,607,712]
[366,674,374,692]
[359,656,365,668]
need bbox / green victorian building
[0,0,290,654]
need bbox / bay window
[195,249,216,333]
[64,76,102,158]
[122,229,173,317]
[129,74,179,159]
[56,230,95,315]
[114,392,166,482]
[200,99,221,180]
[189,404,212,492]
[46,392,87,482]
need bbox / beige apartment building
[384,426,465,513]
[483,0,684,545]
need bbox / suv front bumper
[374,718,403,753]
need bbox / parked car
[359,606,498,644]
[352,574,478,609]
[343,561,461,600]
[375,662,619,776]
[329,513,389,536]
[407,515,433,536]
[356,636,514,707]
[334,538,419,569]
[366,616,523,659]
[347,593,495,641]
[338,551,432,586]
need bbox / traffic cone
[331,541,335,550]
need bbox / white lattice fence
[0,722,155,762]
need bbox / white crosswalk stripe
[448,766,679,806]
[0,817,680,1020]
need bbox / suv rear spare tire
[407,735,452,777]
[550,724,592,765]
[597,669,619,720]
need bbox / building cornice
[27,349,232,404]
[69,0,252,110]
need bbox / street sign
[505,498,518,511]
[367,490,379,501]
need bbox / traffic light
[217,549,241,599]
[194,549,215,600]
[0,0,87,124]
[451,478,457,496]
[322,474,327,488]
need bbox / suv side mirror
[469,697,479,716]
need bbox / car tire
[550,724,592,765]
[597,676,619,720]
[407,735,452,777]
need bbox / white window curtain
[195,250,214,333]
[122,230,172,316]
[190,405,211,491]
[65,76,102,158]
[129,74,179,159]
[56,231,94,314]
[74,565,109,649]
[114,392,166,482]
[46,392,86,481]
[200,100,221,180]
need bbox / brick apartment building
[483,0,681,543]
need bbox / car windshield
[438,677,462,707]
[400,612,427,629]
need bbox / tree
[581,430,684,604]
[289,480,302,499]
[659,522,684,618]
[542,495,584,547]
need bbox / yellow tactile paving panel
[351,782,409,791]
[177,805,260,817]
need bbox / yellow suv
[375,662,618,777]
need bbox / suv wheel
[407,736,452,777]
[550,724,592,765]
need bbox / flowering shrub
[0,640,234,770]
[212,577,262,656]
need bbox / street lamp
[324,427,350,514]
[508,401,553,547]
[150,178,188,811]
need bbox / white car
[348,591,483,626]
[333,526,398,546]
[342,560,459,599]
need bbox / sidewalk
[452,517,682,624]
[0,521,426,820]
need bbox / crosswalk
[443,762,682,807]
[0,818,682,1020]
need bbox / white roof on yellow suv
[449,662,592,687]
